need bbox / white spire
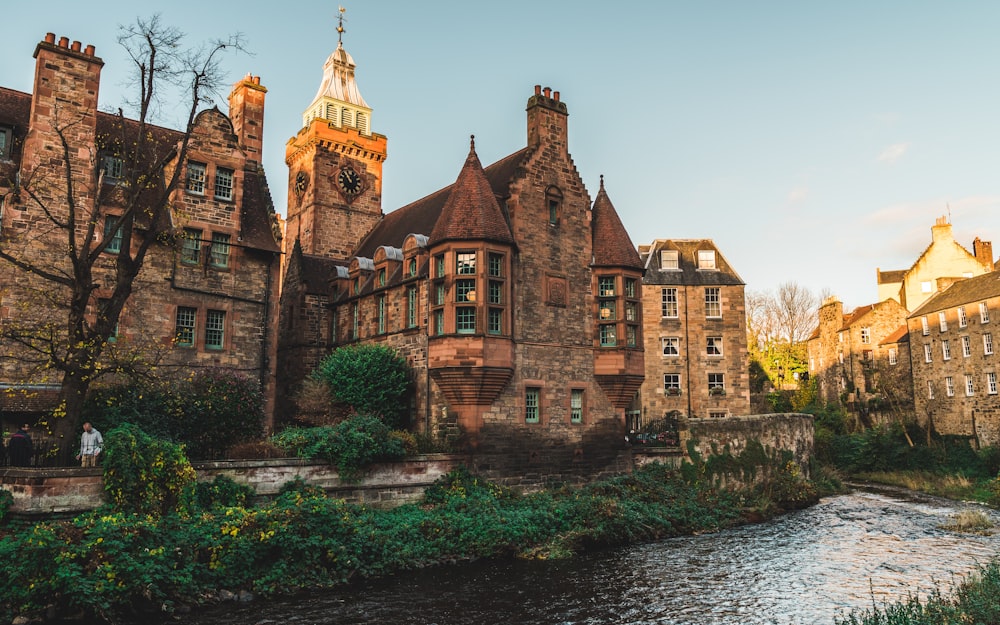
[301,7,372,132]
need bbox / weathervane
[337,6,347,44]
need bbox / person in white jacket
[76,422,103,467]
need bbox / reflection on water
[178,489,1000,625]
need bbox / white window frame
[860,327,871,344]
[661,288,678,318]
[664,373,681,393]
[980,302,990,324]
[942,340,951,361]
[214,167,234,201]
[661,337,680,357]
[921,281,933,293]
[660,250,679,270]
[962,335,972,358]
[965,374,975,396]
[705,287,721,319]
[205,309,225,350]
[697,250,716,270]
[888,348,897,365]
[927,380,934,399]
[938,312,948,332]
[921,316,929,336]
[988,372,998,395]
[706,336,723,357]
[958,306,968,328]
[945,376,955,397]
[985,333,994,356]
[923,344,932,363]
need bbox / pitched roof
[880,325,909,345]
[299,252,347,296]
[877,269,906,284]
[841,304,875,329]
[910,271,1000,317]
[355,146,530,258]
[639,238,744,286]
[428,137,514,246]
[591,177,642,269]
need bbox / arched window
[545,186,563,226]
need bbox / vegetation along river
[179,487,1000,625]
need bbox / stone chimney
[930,216,953,243]
[228,74,267,168]
[526,85,568,154]
[973,237,994,272]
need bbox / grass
[938,510,994,535]
[852,470,986,503]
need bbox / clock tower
[286,10,386,260]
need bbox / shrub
[102,423,196,516]
[271,414,406,479]
[312,344,412,428]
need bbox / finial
[337,6,347,44]
[599,174,605,189]
[470,134,475,151]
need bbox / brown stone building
[636,239,750,425]
[908,271,1000,446]
[275,37,644,476]
[807,298,910,417]
[0,33,282,430]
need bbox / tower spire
[337,6,346,44]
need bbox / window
[181,228,202,264]
[488,280,503,305]
[350,302,359,340]
[0,125,11,159]
[100,153,124,182]
[186,162,206,194]
[888,348,898,365]
[626,325,637,347]
[660,250,679,270]
[377,269,386,287]
[708,373,725,392]
[175,307,196,347]
[599,300,617,320]
[456,252,476,275]
[456,307,475,334]
[662,337,679,357]
[525,388,540,423]
[434,283,445,306]
[921,317,929,335]
[921,281,933,293]
[946,377,955,397]
[839,352,844,364]
[697,250,716,269]
[664,374,681,394]
[965,374,975,396]
[709,411,728,419]
[377,295,387,334]
[927,380,934,399]
[962,336,972,357]
[456,279,476,303]
[214,167,234,200]
[570,389,583,423]
[103,218,123,254]
[546,186,562,226]
[488,308,503,335]
[942,340,951,361]
[434,310,444,336]
[860,327,871,344]
[958,306,967,327]
[488,253,504,277]
[707,336,723,357]
[661,288,678,318]
[408,258,418,277]
[989,372,998,395]
[938,312,948,332]
[97,298,118,342]
[205,309,225,349]
[705,288,721,318]
[981,302,990,323]
[863,350,873,361]
[599,324,616,347]
[406,286,418,329]
[435,255,445,278]
[985,333,994,355]
[624,278,637,299]
[599,276,616,297]
[210,233,231,268]
[923,344,932,363]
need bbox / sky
[5,1,1000,311]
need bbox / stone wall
[684,413,814,474]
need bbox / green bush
[271,414,406,479]
[312,344,412,428]
[0,489,11,523]
[83,370,265,460]
[102,423,197,516]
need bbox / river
[178,487,1000,625]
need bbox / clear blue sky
[6,1,1000,311]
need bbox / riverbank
[851,469,999,506]
[0,462,817,623]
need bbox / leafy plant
[271,414,406,479]
[312,344,412,428]
[102,423,196,516]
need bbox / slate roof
[0,86,280,254]
[298,248,348,296]
[428,138,514,246]
[877,269,906,284]
[355,147,531,258]
[841,304,875,329]
[910,271,1000,317]
[640,239,744,286]
[591,178,642,269]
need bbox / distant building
[908,271,1000,447]
[0,33,282,429]
[637,239,750,425]
[275,35,645,477]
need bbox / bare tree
[773,281,818,345]
[746,282,817,391]
[0,16,244,439]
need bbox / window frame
[958,306,968,328]
[661,336,680,357]
[985,332,994,356]
[965,374,975,396]
[103,217,123,254]
[942,339,951,361]
[697,250,716,270]
[186,161,207,195]
[214,167,234,201]
[181,228,202,265]
[175,306,197,347]
[525,387,541,424]
[570,389,584,424]
[706,336,723,357]
[205,309,225,350]
[0,125,12,160]
[661,287,678,318]
[660,250,679,270]
[938,312,948,332]
[705,287,721,319]
[988,372,998,396]
[923,344,932,363]
[860,327,871,344]
[664,373,681,394]
[962,335,972,358]
[946,376,955,397]
[209,232,231,269]
[981,302,990,324]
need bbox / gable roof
[639,238,744,286]
[910,271,1000,317]
[880,325,909,345]
[591,178,642,269]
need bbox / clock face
[337,167,363,198]
[294,171,309,195]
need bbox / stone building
[636,239,750,425]
[807,297,909,415]
[275,35,644,477]
[908,271,1000,446]
[877,217,993,312]
[0,33,282,430]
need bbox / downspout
[685,284,692,417]
[259,251,274,427]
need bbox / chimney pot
[45,33,55,44]
[553,91,560,101]
[253,75,260,85]
[543,87,551,98]
[71,41,81,52]
[534,85,541,95]
[58,36,69,48]
[84,44,95,56]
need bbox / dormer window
[697,250,716,270]
[545,186,563,226]
[408,258,418,277]
[660,250,679,270]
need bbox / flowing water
[179,487,1000,625]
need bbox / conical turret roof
[592,176,642,269]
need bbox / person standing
[76,422,103,468]
[7,424,33,467]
